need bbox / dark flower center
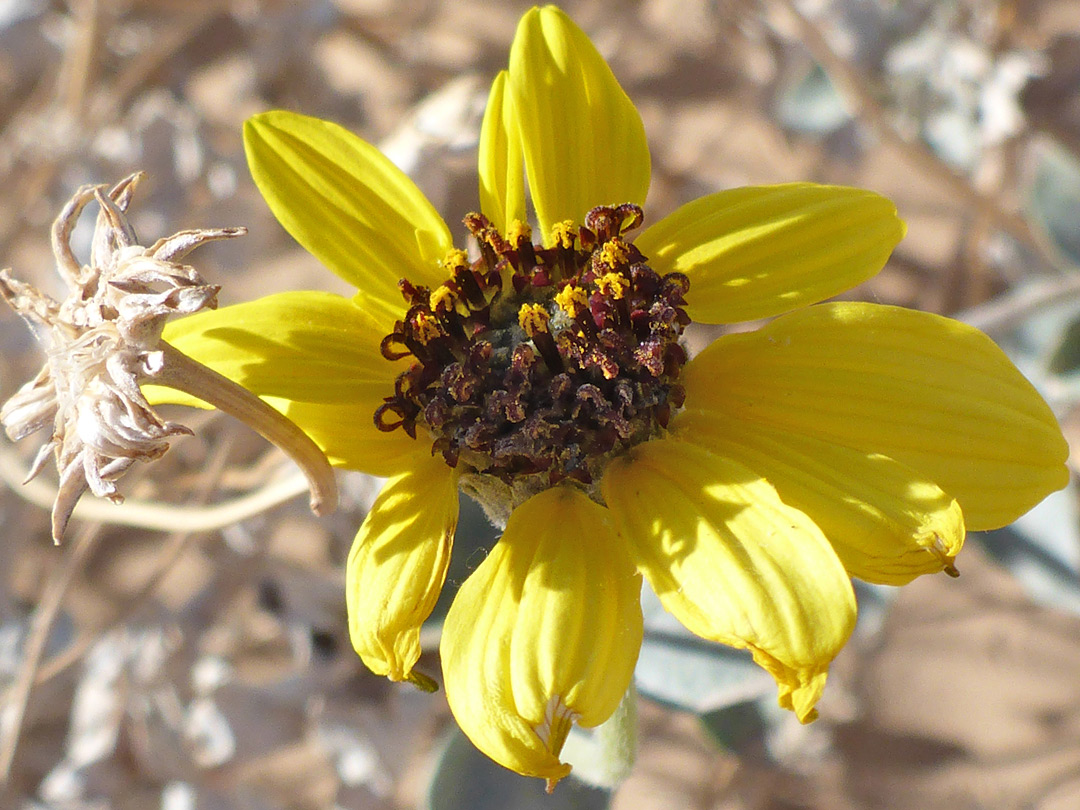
[375,204,689,501]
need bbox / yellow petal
[274,398,428,478]
[672,416,965,584]
[244,111,452,304]
[347,453,458,682]
[160,291,406,404]
[682,302,1069,530]
[635,184,905,323]
[150,292,423,476]
[509,6,650,242]
[601,438,855,723]
[141,392,422,477]
[478,71,526,235]
[352,286,407,339]
[144,390,423,478]
[441,486,643,787]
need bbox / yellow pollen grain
[554,284,588,319]
[599,239,629,267]
[441,248,469,274]
[414,311,443,345]
[429,284,458,312]
[518,303,550,337]
[507,219,532,245]
[550,220,576,249]
[596,271,629,300]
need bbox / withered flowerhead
[1,173,336,542]
[0,173,239,540]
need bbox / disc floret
[375,204,690,511]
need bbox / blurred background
[2,0,1080,808]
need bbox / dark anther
[655,402,671,428]
[442,310,469,343]
[665,344,688,375]
[630,264,658,298]
[464,420,497,450]
[424,397,450,429]
[662,272,690,299]
[511,342,538,375]
[488,389,527,423]
[577,226,597,252]
[531,328,565,375]
[454,266,489,310]
[444,362,477,403]
[583,344,620,379]
[399,335,431,365]
[633,339,666,377]
[589,292,614,330]
[398,278,430,306]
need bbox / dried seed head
[0,173,223,548]
[2,174,337,541]
[0,173,243,541]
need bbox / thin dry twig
[0,521,102,782]
[0,4,220,247]
[57,0,102,119]
[155,343,338,517]
[957,273,1080,334]
[0,443,311,533]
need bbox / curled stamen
[614,203,644,233]
[380,332,412,361]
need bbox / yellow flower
[153,5,1068,788]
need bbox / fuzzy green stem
[594,680,638,786]
[562,681,638,788]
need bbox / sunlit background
[1,1,1079,808]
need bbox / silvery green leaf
[1026,141,1080,267]
[978,480,1080,616]
[635,584,773,713]
[426,728,609,810]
